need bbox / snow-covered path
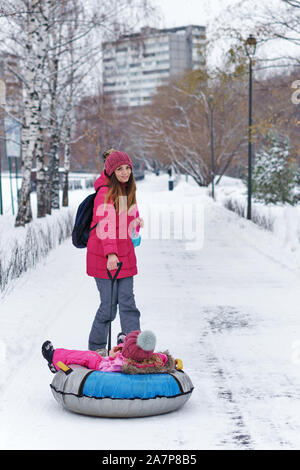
[1,173,300,450]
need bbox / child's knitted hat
[122,330,156,362]
[104,150,133,176]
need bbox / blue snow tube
[50,365,194,418]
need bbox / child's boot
[95,348,107,357]
[41,340,56,373]
[117,332,126,345]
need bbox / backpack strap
[89,184,109,233]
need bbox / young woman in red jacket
[86,149,144,356]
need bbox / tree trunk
[35,0,51,219]
[62,129,70,207]
[15,0,40,226]
[62,169,69,207]
[48,50,60,210]
[45,168,51,215]
[15,115,32,226]
[49,132,60,210]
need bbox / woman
[86,149,144,356]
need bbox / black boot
[41,340,56,373]
[117,332,126,345]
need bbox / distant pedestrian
[86,149,144,356]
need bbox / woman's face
[114,164,132,183]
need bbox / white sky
[151,0,300,72]
[152,0,243,29]
[150,0,252,69]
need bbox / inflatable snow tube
[50,365,194,418]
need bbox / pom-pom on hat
[104,150,133,177]
[122,330,156,362]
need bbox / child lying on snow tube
[42,330,175,375]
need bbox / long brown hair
[103,149,137,214]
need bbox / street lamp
[208,94,215,200]
[245,34,256,220]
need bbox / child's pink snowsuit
[53,348,124,372]
[52,347,168,373]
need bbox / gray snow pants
[88,276,141,351]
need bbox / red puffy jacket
[86,170,140,280]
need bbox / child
[42,330,175,375]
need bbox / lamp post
[245,34,256,220]
[208,94,215,199]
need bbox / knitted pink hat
[122,330,156,362]
[104,150,133,177]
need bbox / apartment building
[102,25,206,108]
[0,54,23,171]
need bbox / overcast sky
[152,0,243,29]
[151,0,253,68]
[151,0,299,72]
[151,0,254,67]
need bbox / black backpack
[72,185,109,248]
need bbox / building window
[143,52,155,58]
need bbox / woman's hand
[134,217,144,229]
[107,253,119,271]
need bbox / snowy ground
[211,175,300,252]
[1,172,300,450]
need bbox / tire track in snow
[159,193,299,449]
[199,333,254,449]
[200,305,295,449]
[158,248,254,448]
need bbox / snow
[1,172,300,450]
[0,174,92,295]
[0,172,95,217]
[210,174,300,255]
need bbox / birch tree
[61,16,76,207]
[35,0,52,219]
[0,0,157,224]
[15,0,40,226]
[43,0,157,210]
[46,0,66,211]
[1,0,53,224]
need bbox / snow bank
[0,208,74,295]
[0,175,94,296]
[209,175,300,252]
